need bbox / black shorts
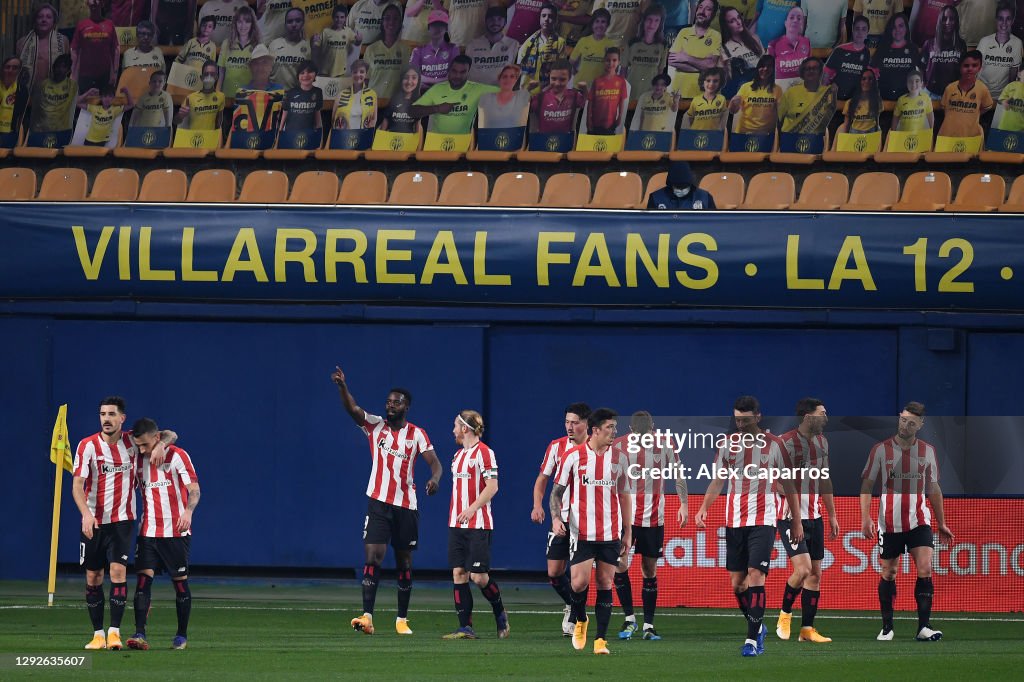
[569,538,621,567]
[632,525,665,559]
[546,529,570,561]
[879,525,933,560]
[448,528,492,573]
[725,525,776,574]
[80,520,134,571]
[135,536,191,578]
[778,518,825,561]
[363,498,419,551]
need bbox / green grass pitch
[2,578,1022,680]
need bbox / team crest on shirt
[705,38,712,46]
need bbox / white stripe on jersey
[138,446,198,538]
[777,429,829,521]
[557,443,629,542]
[540,436,576,522]
[449,441,498,529]
[714,435,783,528]
[73,433,136,524]
[361,413,432,511]
[613,435,676,528]
[862,438,938,534]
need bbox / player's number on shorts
[362,515,369,540]
[877,531,884,549]
[568,535,578,560]
[79,542,85,566]
[785,526,799,550]
[546,532,556,551]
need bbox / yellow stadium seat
[289,171,339,204]
[389,171,439,205]
[138,169,188,202]
[488,172,540,206]
[0,168,37,200]
[587,171,643,209]
[792,173,849,211]
[438,172,489,206]
[841,172,900,211]
[998,175,1024,212]
[740,172,795,210]
[339,171,388,204]
[892,171,952,212]
[642,172,668,207]
[947,173,1005,212]
[89,168,140,201]
[698,173,745,210]
[238,170,290,203]
[37,168,88,201]
[186,169,236,202]
[540,173,592,208]
[117,66,159,104]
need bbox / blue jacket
[647,187,717,210]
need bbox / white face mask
[202,76,216,87]
[672,186,691,198]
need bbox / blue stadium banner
[1,204,1022,310]
[625,130,672,152]
[477,126,526,152]
[986,128,1024,154]
[528,132,573,153]
[26,129,72,148]
[676,129,723,152]
[327,127,372,150]
[778,132,824,155]
[277,127,323,150]
[0,131,17,149]
[728,132,772,153]
[125,126,171,149]
[229,129,276,151]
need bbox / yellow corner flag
[50,404,73,472]
[48,404,72,606]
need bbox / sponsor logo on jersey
[581,475,616,487]
[145,479,173,488]
[102,463,133,474]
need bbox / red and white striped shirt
[613,434,677,528]
[73,432,137,524]
[556,443,630,542]
[777,429,829,521]
[137,445,198,538]
[862,437,939,534]
[540,435,577,522]
[361,413,433,511]
[714,434,785,528]
[448,441,498,530]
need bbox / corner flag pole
[48,404,72,607]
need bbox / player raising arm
[696,395,803,658]
[531,402,591,637]
[331,365,442,636]
[861,401,954,643]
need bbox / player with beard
[331,365,443,636]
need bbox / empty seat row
[3,167,1022,212]
[0,168,636,208]
[699,171,1024,212]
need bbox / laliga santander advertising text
[605,497,1024,612]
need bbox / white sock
[624,615,636,622]
[745,638,757,647]
[108,627,119,635]
[643,623,654,630]
[94,629,104,636]
[396,617,407,622]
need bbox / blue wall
[2,309,1022,579]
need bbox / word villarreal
[69,225,730,288]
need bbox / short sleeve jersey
[360,412,433,510]
[415,80,498,134]
[939,79,994,136]
[132,90,173,127]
